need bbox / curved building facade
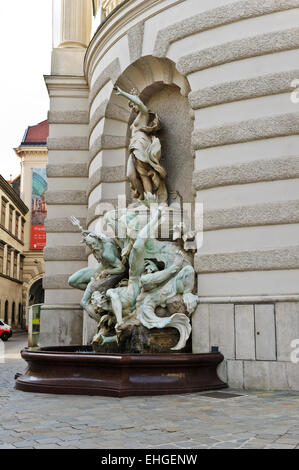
[42,0,299,390]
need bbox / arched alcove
[143,84,194,204]
[97,56,194,205]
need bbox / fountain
[15,87,227,397]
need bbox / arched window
[4,300,8,323]
[18,303,23,326]
[11,302,15,325]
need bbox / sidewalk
[0,334,299,449]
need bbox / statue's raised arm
[113,86,148,114]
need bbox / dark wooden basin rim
[15,347,227,397]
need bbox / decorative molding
[177,27,299,76]
[44,246,87,262]
[195,246,299,273]
[192,113,299,150]
[44,75,89,99]
[193,156,299,190]
[87,165,127,197]
[154,0,299,58]
[189,69,299,109]
[46,190,87,205]
[46,164,88,178]
[203,200,299,231]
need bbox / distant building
[13,120,49,324]
[0,175,28,327]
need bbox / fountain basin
[15,346,227,397]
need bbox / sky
[0,0,52,180]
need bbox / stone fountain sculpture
[69,87,198,354]
[15,87,227,397]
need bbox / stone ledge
[44,246,87,262]
[195,245,299,273]
[46,190,87,205]
[203,200,299,231]
[193,156,299,190]
[48,111,89,124]
[178,27,299,75]
[45,217,87,233]
[154,0,299,58]
[43,274,72,290]
[192,113,299,149]
[46,164,88,178]
[189,69,299,109]
[47,137,89,151]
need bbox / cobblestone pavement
[0,334,299,449]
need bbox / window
[21,219,25,242]
[18,304,23,325]
[0,244,4,274]
[9,206,14,233]
[4,301,8,323]
[11,302,15,324]
[15,213,20,239]
[13,252,18,279]
[1,198,7,226]
[20,256,24,282]
[6,249,11,277]
[0,321,3,326]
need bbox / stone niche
[142,84,194,205]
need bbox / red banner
[30,225,46,250]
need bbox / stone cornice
[44,75,89,99]
[0,272,22,285]
[0,224,24,247]
[14,146,48,158]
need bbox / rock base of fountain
[15,347,227,397]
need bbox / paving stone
[265,443,296,449]
[1,334,299,450]
[14,440,39,448]
[35,437,62,445]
